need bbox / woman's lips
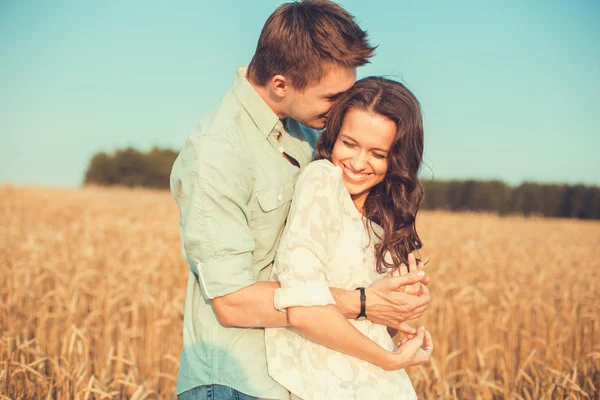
[341,164,370,182]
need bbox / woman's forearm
[287,304,392,369]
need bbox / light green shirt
[170,67,317,399]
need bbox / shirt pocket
[255,182,295,241]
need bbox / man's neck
[247,77,286,119]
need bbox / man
[170,1,432,399]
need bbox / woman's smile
[340,163,371,182]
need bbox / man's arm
[213,272,430,329]
[212,163,431,329]
[212,282,361,328]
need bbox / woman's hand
[381,326,434,371]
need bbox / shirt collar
[232,66,280,138]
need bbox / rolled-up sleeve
[171,133,255,299]
[273,161,342,311]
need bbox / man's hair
[247,0,376,91]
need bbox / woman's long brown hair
[315,77,424,273]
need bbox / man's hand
[393,253,429,296]
[366,260,432,329]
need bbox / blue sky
[1,0,599,187]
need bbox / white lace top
[265,160,417,400]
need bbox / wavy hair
[315,77,424,273]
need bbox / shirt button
[278,146,284,153]
[277,194,283,201]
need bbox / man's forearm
[212,283,361,328]
[212,281,289,328]
[331,287,360,319]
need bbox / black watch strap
[355,287,367,320]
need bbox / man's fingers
[397,321,417,336]
[388,271,424,289]
[416,260,431,286]
[403,283,422,296]
[414,283,425,296]
[418,285,432,304]
[412,303,428,315]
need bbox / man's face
[284,65,356,129]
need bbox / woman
[265,77,432,400]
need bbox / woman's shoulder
[299,159,342,184]
[294,159,344,203]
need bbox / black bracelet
[355,287,367,320]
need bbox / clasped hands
[365,253,434,369]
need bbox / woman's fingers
[407,253,418,272]
[401,326,426,354]
[400,263,408,276]
[422,329,433,352]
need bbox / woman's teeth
[343,165,368,181]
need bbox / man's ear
[270,74,288,98]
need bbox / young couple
[171,1,433,399]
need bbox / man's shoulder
[193,89,247,146]
[171,93,249,179]
[179,89,260,161]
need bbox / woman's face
[331,108,397,211]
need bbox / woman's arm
[287,296,433,371]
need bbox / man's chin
[304,119,327,130]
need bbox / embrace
[170,1,433,399]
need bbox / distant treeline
[84,148,600,220]
[85,147,178,189]
[422,180,599,219]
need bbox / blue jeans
[178,384,263,400]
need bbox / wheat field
[1,185,599,399]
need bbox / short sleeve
[170,133,256,300]
[272,160,343,311]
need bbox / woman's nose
[349,152,367,171]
